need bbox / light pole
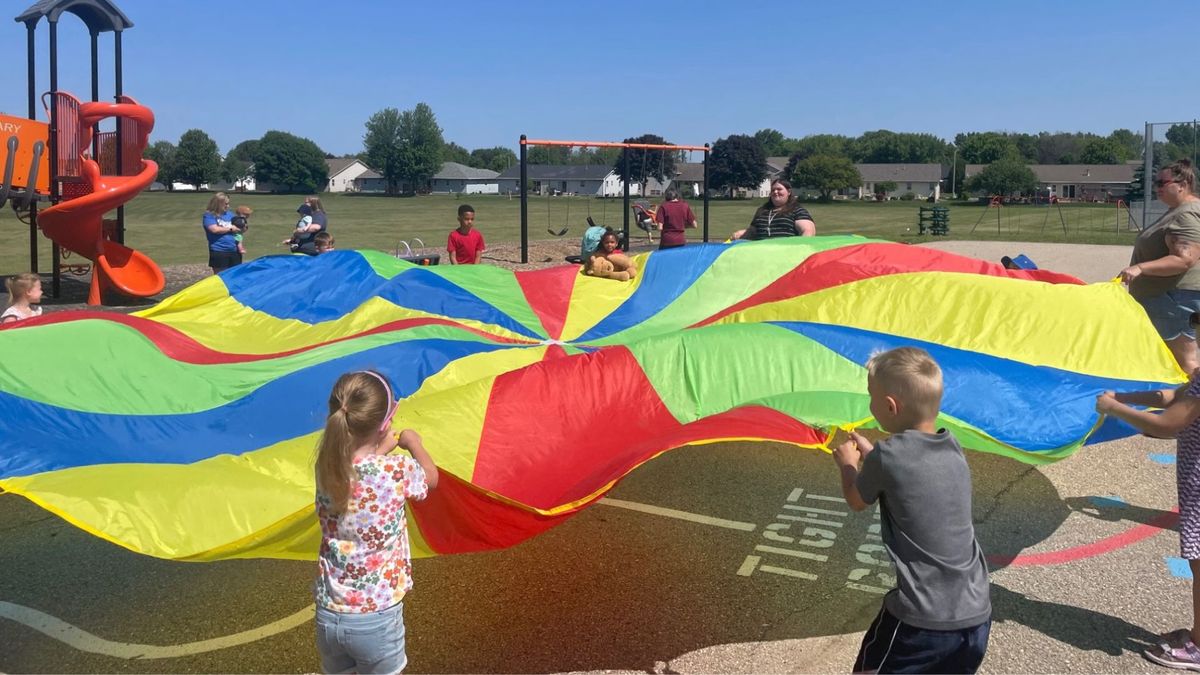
[950,146,958,198]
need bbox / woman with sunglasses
[313,370,439,673]
[1121,159,1200,372]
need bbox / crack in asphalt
[975,464,1039,524]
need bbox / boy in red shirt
[447,204,486,264]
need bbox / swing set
[517,135,711,264]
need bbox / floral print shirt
[314,454,428,613]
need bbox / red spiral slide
[36,93,164,304]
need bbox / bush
[900,192,916,201]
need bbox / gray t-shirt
[856,429,991,630]
[1129,200,1200,300]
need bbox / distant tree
[395,103,444,193]
[789,154,861,201]
[226,139,260,166]
[570,147,623,165]
[874,180,898,199]
[1128,163,1151,203]
[708,134,768,194]
[965,157,1037,197]
[753,128,789,157]
[469,146,517,172]
[172,129,221,189]
[219,155,251,184]
[1108,129,1143,161]
[790,134,853,161]
[1165,123,1199,153]
[611,133,676,196]
[143,140,177,190]
[441,141,472,165]
[254,130,328,193]
[1078,137,1126,164]
[852,130,950,163]
[363,107,405,194]
[955,132,1019,164]
[528,145,570,165]
[1164,123,1199,164]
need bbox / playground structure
[394,237,440,266]
[917,206,949,236]
[1,0,164,304]
[517,136,711,263]
[965,195,1138,236]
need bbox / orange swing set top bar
[521,138,710,152]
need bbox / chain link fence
[1131,120,1200,229]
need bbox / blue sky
[1,0,1195,156]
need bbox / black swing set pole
[703,143,710,243]
[519,134,528,264]
[622,147,630,248]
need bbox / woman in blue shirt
[201,192,243,273]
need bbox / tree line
[142,101,1197,200]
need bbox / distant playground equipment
[917,206,949,236]
[395,238,440,265]
[966,192,1138,237]
[3,0,164,305]
[517,135,711,263]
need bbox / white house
[326,157,371,192]
[428,162,500,194]
[208,162,256,193]
[496,165,643,197]
[353,169,387,193]
[964,163,1135,201]
[856,164,944,200]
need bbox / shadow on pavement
[409,443,1073,673]
[992,581,1158,657]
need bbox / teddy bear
[583,255,632,281]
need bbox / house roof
[965,163,1135,184]
[856,164,945,182]
[357,169,382,180]
[497,164,615,180]
[766,157,791,174]
[434,162,499,180]
[326,157,367,179]
[673,162,706,182]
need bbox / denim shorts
[315,602,407,674]
[1139,289,1200,341]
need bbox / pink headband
[356,370,397,432]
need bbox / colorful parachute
[0,236,1184,561]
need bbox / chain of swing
[544,148,669,237]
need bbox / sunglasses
[1155,178,1179,188]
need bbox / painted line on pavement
[989,508,1179,567]
[0,600,314,660]
[1166,556,1193,579]
[598,497,756,531]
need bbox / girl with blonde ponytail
[313,370,438,674]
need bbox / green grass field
[0,192,1142,272]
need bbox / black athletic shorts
[208,249,242,272]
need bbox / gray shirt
[1129,200,1200,300]
[856,429,991,630]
